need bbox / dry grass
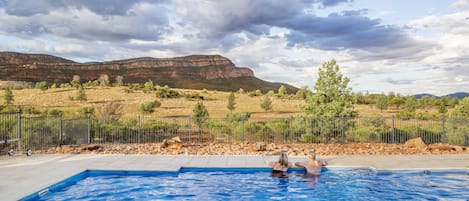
[5,87,443,118]
[7,87,305,118]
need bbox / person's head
[278,151,289,167]
[308,150,316,160]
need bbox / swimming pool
[22,168,469,200]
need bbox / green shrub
[155,85,180,98]
[139,100,161,114]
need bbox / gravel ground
[36,142,469,156]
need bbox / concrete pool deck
[1,154,469,201]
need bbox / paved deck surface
[1,154,469,201]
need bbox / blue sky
[0,0,468,96]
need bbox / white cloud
[450,0,469,10]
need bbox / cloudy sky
[0,0,468,96]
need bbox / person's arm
[287,162,292,168]
[295,161,305,167]
[268,162,276,167]
[321,160,328,166]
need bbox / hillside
[0,52,297,93]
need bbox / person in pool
[295,150,328,177]
[269,151,292,178]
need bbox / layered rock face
[0,52,254,84]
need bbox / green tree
[75,85,87,101]
[192,102,209,132]
[277,85,287,97]
[376,94,389,112]
[3,88,14,105]
[227,92,236,113]
[404,96,417,113]
[438,99,448,114]
[451,97,469,117]
[295,86,311,100]
[390,96,405,110]
[36,81,49,92]
[260,96,272,112]
[303,59,357,117]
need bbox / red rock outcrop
[0,52,296,92]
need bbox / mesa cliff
[0,52,297,92]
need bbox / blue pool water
[23,168,469,201]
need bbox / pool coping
[2,154,469,201]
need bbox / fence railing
[1,111,468,154]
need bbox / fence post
[392,115,395,143]
[188,116,192,143]
[341,116,346,143]
[137,115,141,144]
[58,113,62,147]
[87,113,91,144]
[441,115,446,144]
[289,116,293,143]
[16,108,22,153]
[242,117,246,142]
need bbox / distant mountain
[444,92,469,99]
[413,92,469,99]
[413,93,438,99]
[0,51,297,93]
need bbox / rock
[430,144,455,152]
[453,146,464,152]
[81,144,102,151]
[162,136,183,149]
[404,137,427,149]
[254,142,267,151]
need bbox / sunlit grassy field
[6,87,306,118]
[3,87,441,118]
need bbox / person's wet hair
[309,150,316,160]
[278,151,289,167]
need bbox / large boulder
[162,136,182,149]
[404,137,427,149]
[254,142,267,151]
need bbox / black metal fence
[1,111,469,154]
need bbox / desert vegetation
[1,60,469,148]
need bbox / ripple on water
[38,169,469,201]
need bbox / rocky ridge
[0,51,296,92]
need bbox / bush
[78,106,95,118]
[139,100,161,114]
[35,81,49,92]
[226,112,251,122]
[380,128,411,144]
[23,107,41,115]
[185,93,204,101]
[155,85,180,98]
[96,102,123,123]
[446,118,469,146]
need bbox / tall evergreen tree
[303,59,357,117]
[260,96,272,112]
[227,92,236,113]
[3,88,14,105]
[76,85,87,101]
[192,102,209,132]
